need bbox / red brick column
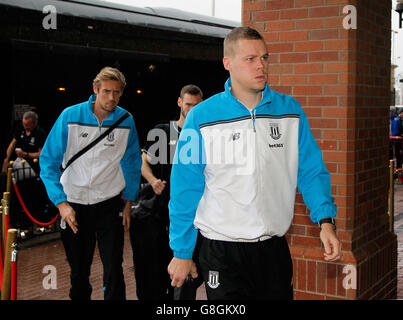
[243,0,397,299]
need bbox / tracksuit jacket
[40,94,142,206]
[169,78,337,259]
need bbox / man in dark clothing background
[2,111,46,175]
[130,84,203,300]
[1,111,48,229]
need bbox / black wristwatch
[318,217,336,230]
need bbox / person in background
[130,84,203,300]
[2,111,46,175]
[390,107,402,169]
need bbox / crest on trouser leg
[207,271,220,289]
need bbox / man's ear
[93,84,98,95]
[223,56,232,72]
[177,97,182,108]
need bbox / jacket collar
[87,94,118,122]
[224,78,272,110]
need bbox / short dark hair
[23,111,38,121]
[180,84,203,99]
[224,27,264,57]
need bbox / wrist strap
[319,217,336,230]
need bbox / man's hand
[15,148,26,158]
[122,200,131,232]
[57,202,78,233]
[167,257,198,288]
[151,179,167,195]
[320,224,341,261]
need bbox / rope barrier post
[1,201,6,254]
[32,158,39,180]
[0,206,3,293]
[10,243,17,300]
[1,229,17,300]
[21,159,26,181]
[3,192,10,204]
[6,167,12,194]
[1,194,9,293]
[0,204,2,234]
[0,205,3,248]
[2,196,10,251]
[389,159,395,233]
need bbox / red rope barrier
[12,181,59,226]
[11,249,17,300]
[0,239,3,292]
[11,262,17,300]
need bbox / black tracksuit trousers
[129,214,174,300]
[198,234,293,300]
[60,195,126,300]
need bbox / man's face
[22,118,37,132]
[223,39,269,93]
[93,80,123,113]
[178,93,203,119]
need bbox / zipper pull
[98,121,103,134]
[251,110,256,133]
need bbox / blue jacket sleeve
[169,110,206,259]
[297,107,337,224]
[39,110,69,206]
[120,116,142,202]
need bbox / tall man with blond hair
[168,27,341,299]
[40,67,142,300]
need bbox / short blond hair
[93,67,126,90]
[224,27,265,57]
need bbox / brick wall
[243,0,397,299]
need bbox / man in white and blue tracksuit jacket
[40,67,142,300]
[167,27,341,300]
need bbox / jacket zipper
[252,109,260,194]
[88,116,104,203]
[250,109,257,133]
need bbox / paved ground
[391,184,403,300]
[16,231,207,300]
[9,183,403,300]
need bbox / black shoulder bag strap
[62,112,130,172]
